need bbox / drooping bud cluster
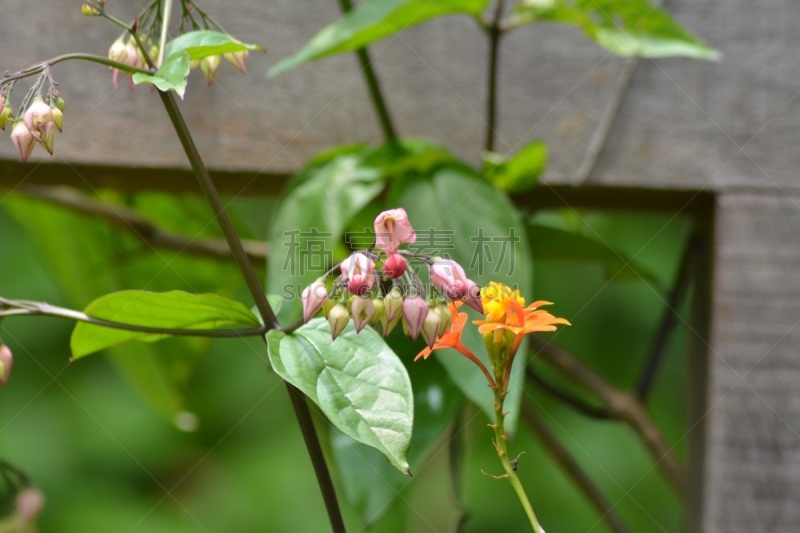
[300,208,483,348]
[3,85,65,163]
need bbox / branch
[17,185,267,265]
[526,366,610,419]
[0,297,267,338]
[529,338,687,499]
[483,0,506,152]
[156,91,346,532]
[521,402,631,533]
[635,234,700,400]
[336,0,398,142]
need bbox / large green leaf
[71,291,261,359]
[132,51,191,98]
[164,30,264,61]
[267,151,386,324]
[269,0,490,76]
[332,332,462,525]
[389,163,533,430]
[267,320,414,474]
[511,0,719,60]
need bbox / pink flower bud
[430,259,470,299]
[383,286,404,322]
[402,296,428,341]
[10,120,35,163]
[0,344,12,387]
[224,50,249,74]
[23,98,54,143]
[200,55,222,85]
[327,303,351,340]
[350,297,375,333]
[340,252,376,296]
[15,487,45,521]
[421,307,441,349]
[374,208,416,254]
[382,253,407,279]
[301,279,328,323]
[108,38,128,63]
[461,279,484,314]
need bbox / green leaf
[164,30,264,61]
[389,163,533,431]
[71,290,261,359]
[512,0,720,60]
[267,151,386,324]
[132,51,191,98]
[331,332,462,525]
[267,320,414,474]
[269,0,490,76]
[483,141,547,193]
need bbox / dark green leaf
[132,51,191,98]
[71,290,260,359]
[269,0,490,76]
[164,30,264,61]
[483,141,547,193]
[267,151,386,323]
[511,0,719,60]
[332,332,462,525]
[389,163,533,430]
[267,320,414,474]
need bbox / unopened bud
[51,106,63,132]
[434,304,451,336]
[55,96,65,111]
[382,253,407,279]
[0,344,12,387]
[0,104,13,131]
[421,307,441,349]
[384,286,404,322]
[200,55,221,85]
[15,488,45,522]
[402,296,428,342]
[351,297,375,333]
[224,50,249,75]
[82,3,100,16]
[327,303,351,340]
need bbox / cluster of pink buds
[300,208,483,348]
[191,51,249,85]
[108,37,147,89]
[3,96,64,163]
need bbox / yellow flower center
[480,282,525,323]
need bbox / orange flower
[473,282,570,355]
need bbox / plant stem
[158,0,173,67]
[336,0,397,142]
[0,297,267,338]
[156,91,346,533]
[1,54,149,87]
[492,391,545,533]
[484,0,506,153]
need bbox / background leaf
[483,141,547,193]
[511,0,719,60]
[71,290,261,359]
[269,0,490,76]
[267,320,414,474]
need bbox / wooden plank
[701,192,800,531]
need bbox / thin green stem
[491,391,545,533]
[158,0,173,67]
[336,0,397,142]
[484,0,506,153]
[0,297,267,338]
[1,54,149,87]
[156,91,346,533]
